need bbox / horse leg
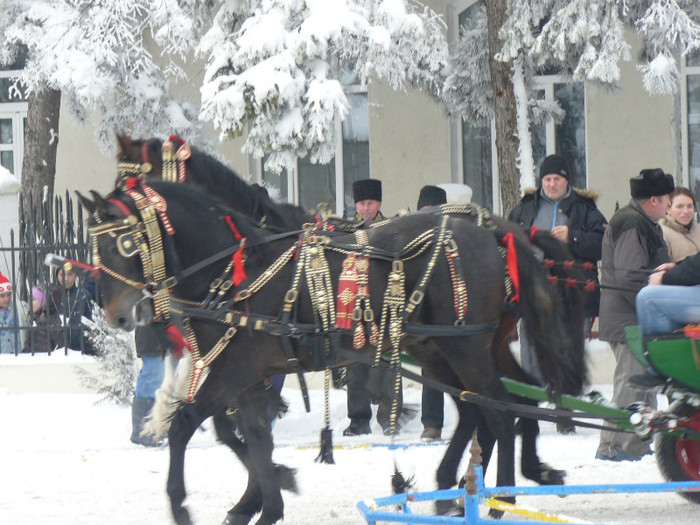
[167,399,221,525]
[435,399,479,515]
[232,388,286,525]
[519,416,566,485]
[211,409,264,525]
[216,388,297,525]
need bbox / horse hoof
[222,512,253,525]
[173,506,193,525]
[523,463,567,486]
[488,507,505,519]
[435,499,462,516]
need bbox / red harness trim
[501,233,520,303]
[108,197,132,218]
[224,215,247,286]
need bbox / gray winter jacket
[598,200,670,343]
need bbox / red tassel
[529,226,540,243]
[224,215,244,240]
[501,233,520,303]
[232,249,247,286]
[164,323,191,360]
[336,255,359,329]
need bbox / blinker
[117,233,140,258]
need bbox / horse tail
[527,229,587,394]
[500,229,586,396]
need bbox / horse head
[77,189,156,331]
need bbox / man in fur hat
[352,179,384,222]
[343,179,402,436]
[509,155,607,434]
[595,168,673,461]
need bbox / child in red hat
[0,271,19,354]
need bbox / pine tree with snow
[75,306,138,406]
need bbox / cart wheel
[655,409,700,504]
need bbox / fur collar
[522,186,600,201]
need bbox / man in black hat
[595,168,674,461]
[415,185,448,441]
[509,154,607,434]
[352,179,384,222]
[343,179,398,436]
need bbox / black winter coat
[662,250,700,286]
[508,187,608,317]
[135,324,174,358]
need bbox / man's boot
[130,398,164,447]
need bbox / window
[449,1,587,211]
[256,65,369,218]
[685,51,700,197]
[0,48,28,178]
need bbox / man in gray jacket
[595,168,674,461]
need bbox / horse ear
[76,191,95,214]
[88,190,117,217]
[116,134,138,161]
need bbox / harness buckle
[219,280,233,293]
[235,289,251,301]
[363,308,374,322]
[210,278,223,291]
[224,327,237,339]
[409,290,424,305]
[284,290,299,304]
[392,260,404,273]
[445,238,458,253]
[352,308,363,321]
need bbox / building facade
[1,1,698,242]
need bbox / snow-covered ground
[1,352,698,525]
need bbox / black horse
[79,179,585,525]
[117,135,587,487]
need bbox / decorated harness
[65,139,524,441]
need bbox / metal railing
[0,191,98,355]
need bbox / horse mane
[117,136,307,231]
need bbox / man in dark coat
[509,154,607,320]
[596,168,673,461]
[415,185,448,442]
[343,179,402,436]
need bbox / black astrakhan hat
[417,185,447,209]
[630,169,675,199]
[539,154,570,181]
[353,179,382,202]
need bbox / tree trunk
[20,87,61,219]
[485,0,520,216]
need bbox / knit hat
[539,154,570,181]
[32,287,46,307]
[353,179,382,202]
[630,169,675,199]
[0,272,12,293]
[417,185,447,209]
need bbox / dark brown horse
[117,136,587,487]
[79,179,585,524]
